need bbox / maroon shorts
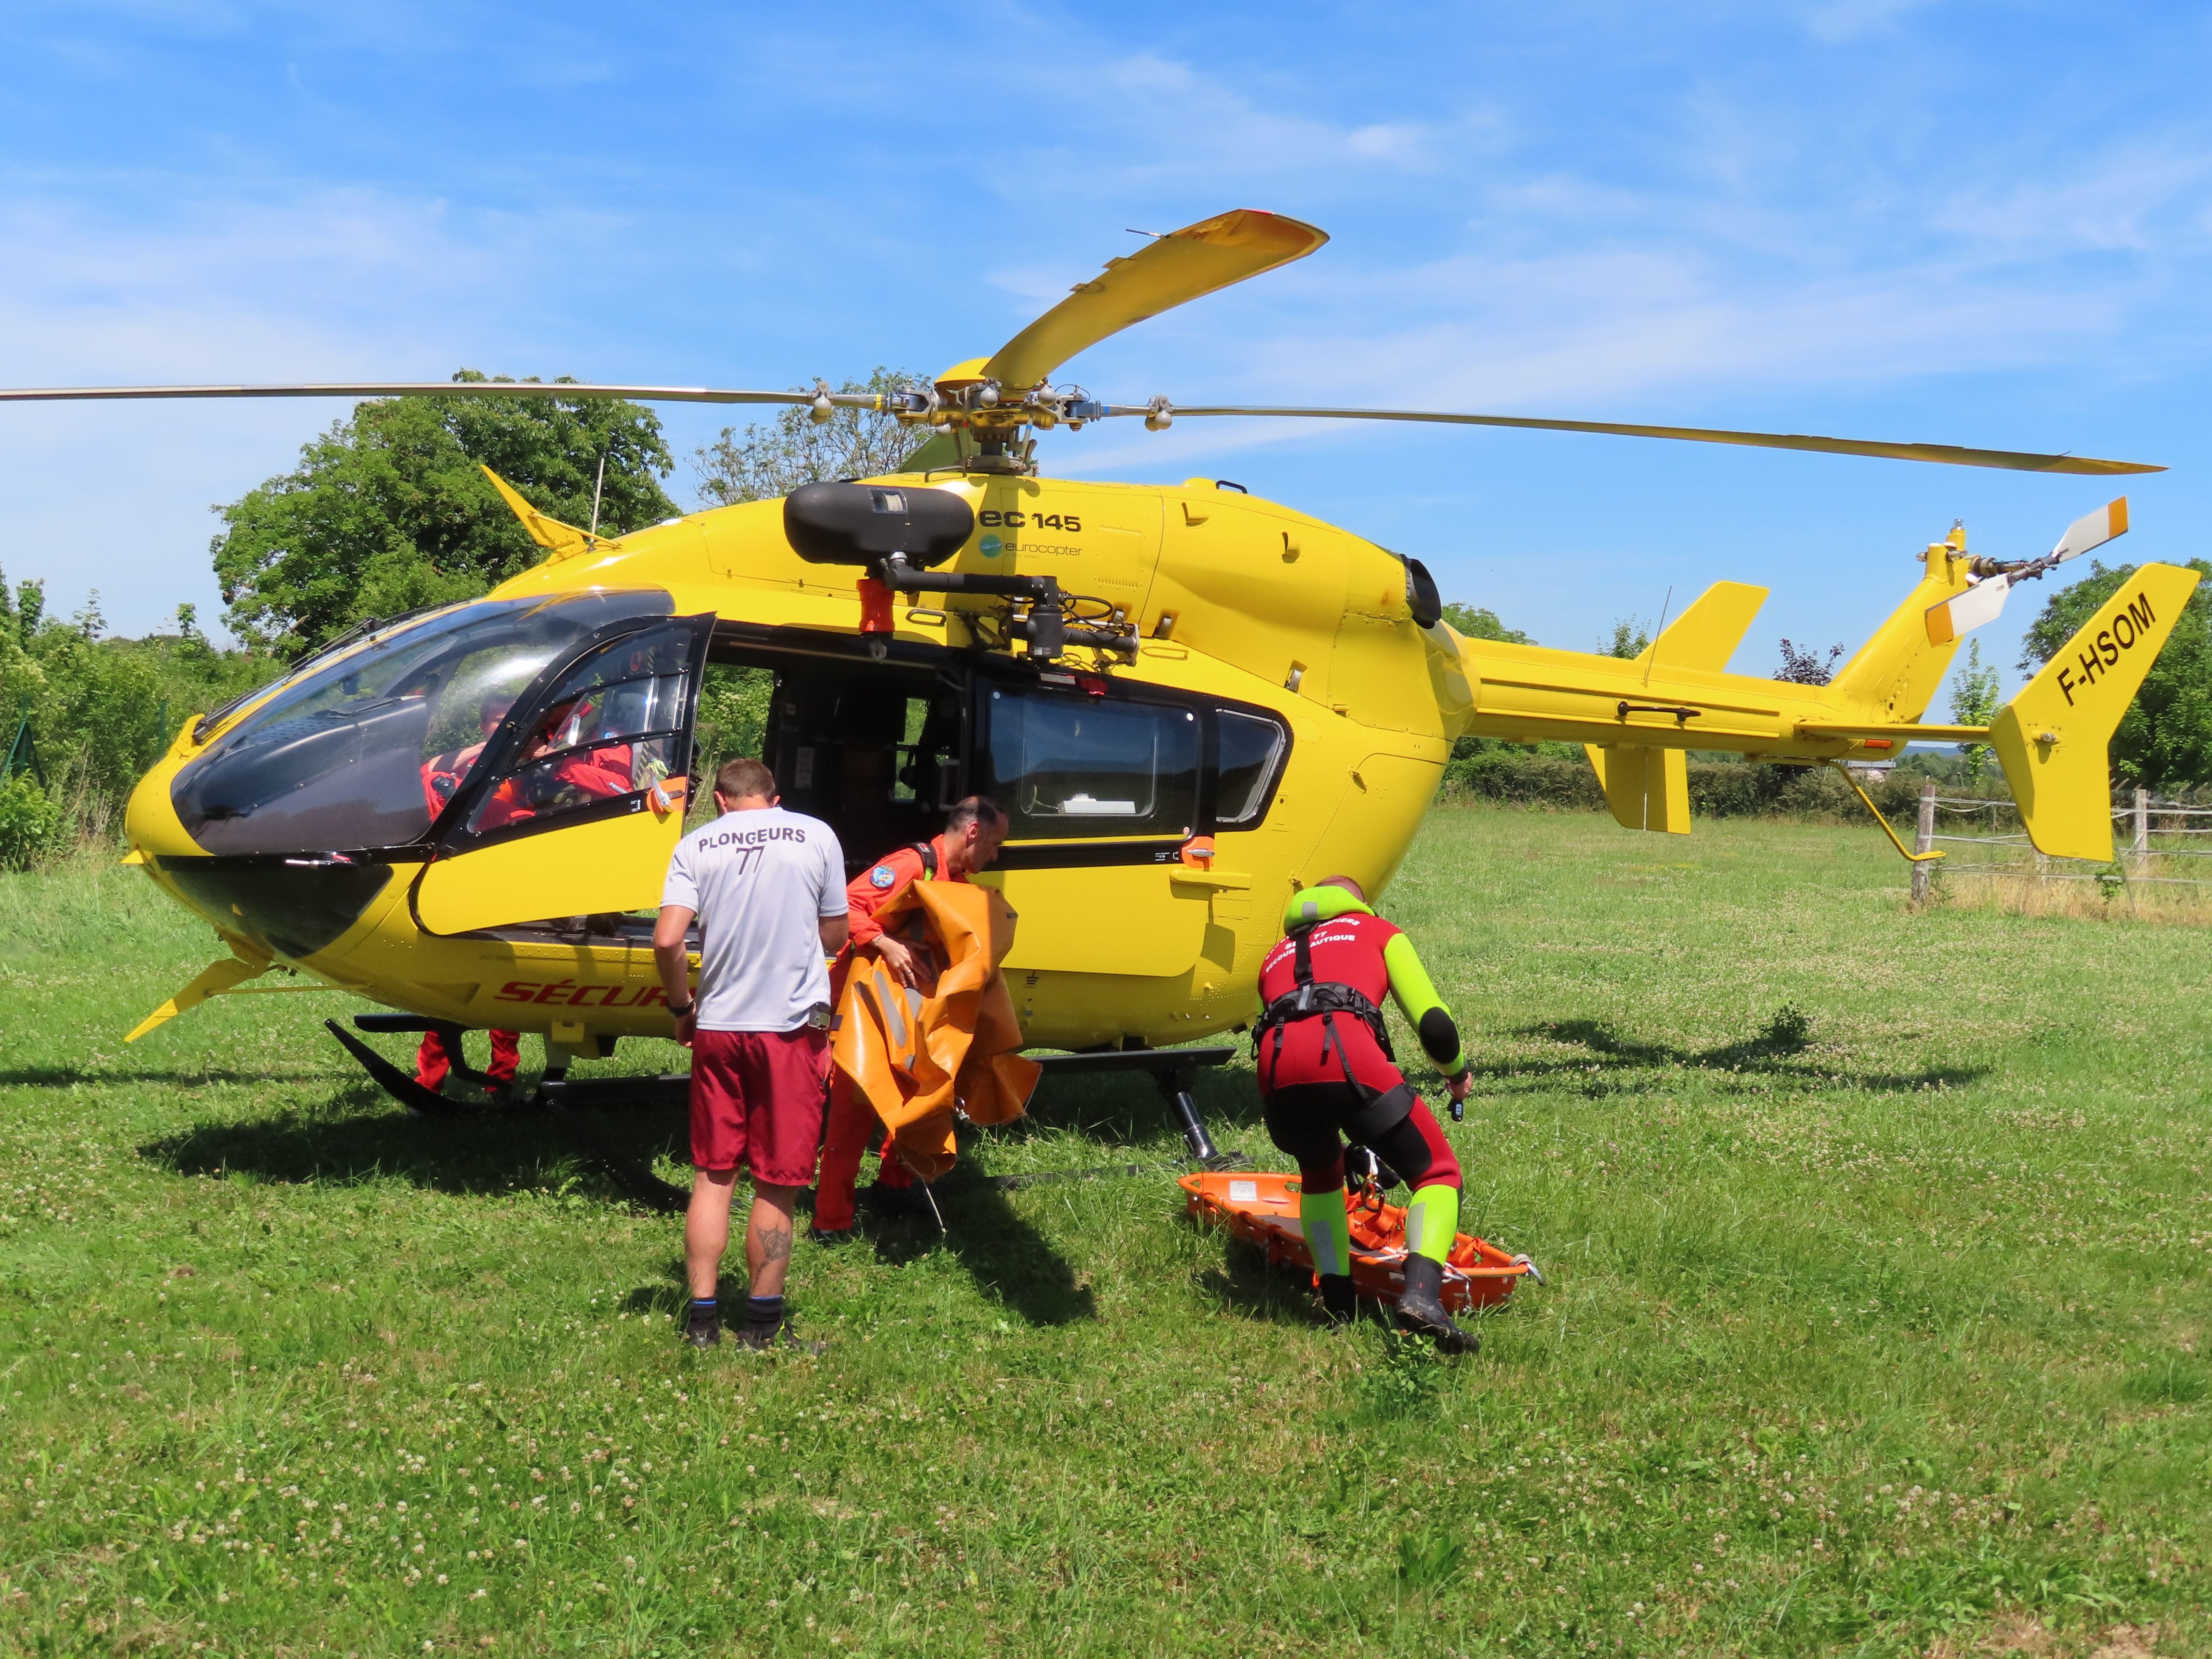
[688,1027,830,1184]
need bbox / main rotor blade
[982,210,1327,392]
[0,382,835,408]
[1142,403,2163,476]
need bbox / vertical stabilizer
[1640,581,1769,673]
[1995,562,2201,861]
[1586,745,1690,834]
[1826,526,1977,722]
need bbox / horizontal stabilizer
[1586,744,1690,835]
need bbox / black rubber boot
[1318,1272,1358,1327]
[1396,1254,1477,1355]
[682,1303,722,1349]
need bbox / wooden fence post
[2132,787,2150,876]
[1911,780,1936,909]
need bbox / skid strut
[326,1018,691,1214]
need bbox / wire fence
[1911,784,2212,901]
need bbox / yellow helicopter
[8,207,2194,1193]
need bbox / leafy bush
[0,773,65,870]
[0,584,266,852]
[1440,741,2000,825]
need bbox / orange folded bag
[830,880,1041,1181]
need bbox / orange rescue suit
[829,879,1039,1183]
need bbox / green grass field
[3,805,2208,1657]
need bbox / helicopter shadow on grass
[139,1073,680,1202]
[1190,1232,1327,1331]
[141,1066,1102,1328]
[864,1175,1098,1328]
[611,1160,1100,1329]
[1488,1014,1989,1097]
[1,1064,303,1090]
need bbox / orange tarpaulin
[830,879,1041,1181]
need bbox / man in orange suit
[810,796,1007,1239]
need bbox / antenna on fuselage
[588,452,608,538]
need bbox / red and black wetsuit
[1253,904,1463,1202]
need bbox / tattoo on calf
[757,1221,792,1265]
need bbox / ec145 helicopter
[5,207,2194,1188]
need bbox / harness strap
[1341,1079,1419,1143]
[911,841,937,880]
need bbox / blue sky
[3,1,2208,699]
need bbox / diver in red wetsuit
[810,796,1008,1240]
[1253,876,1476,1351]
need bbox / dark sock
[743,1295,783,1334]
[687,1297,718,1322]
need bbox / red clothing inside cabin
[420,739,488,818]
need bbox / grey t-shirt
[662,806,846,1032]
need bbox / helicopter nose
[124,738,404,963]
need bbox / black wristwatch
[669,998,697,1019]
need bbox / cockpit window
[466,622,697,837]
[171,590,674,856]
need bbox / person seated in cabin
[810,796,1009,1240]
[470,694,640,832]
[1252,875,1477,1351]
[419,693,516,818]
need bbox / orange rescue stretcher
[1179,1170,1541,1314]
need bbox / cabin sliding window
[1214,708,1289,826]
[465,621,700,837]
[981,686,1201,840]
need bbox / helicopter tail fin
[1823,526,1977,723]
[1580,582,1764,834]
[1994,562,2201,861]
[1584,744,1690,834]
[1636,580,1768,674]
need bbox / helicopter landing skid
[324,1020,691,1216]
[326,1018,488,1117]
[1029,1045,1242,1169]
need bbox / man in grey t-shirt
[655,756,848,1350]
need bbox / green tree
[692,369,932,506]
[1439,602,1531,645]
[2019,557,2212,791]
[211,371,677,657]
[0,569,265,855]
[1774,638,1845,685]
[1601,618,1651,660]
[1947,637,2002,785]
